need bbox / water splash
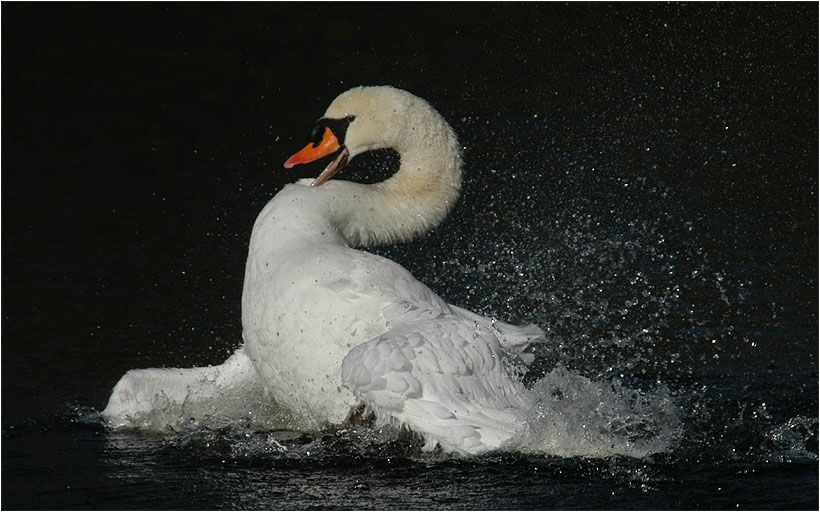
[511,366,681,458]
[762,416,818,463]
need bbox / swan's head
[282,86,462,245]
[284,86,452,186]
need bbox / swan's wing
[341,314,529,455]
[102,347,268,429]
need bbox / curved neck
[320,114,463,247]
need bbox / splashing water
[512,366,680,458]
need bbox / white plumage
[103,86,545,455]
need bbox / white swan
[103,86,546,455]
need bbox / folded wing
[341,310,531,455]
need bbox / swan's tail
[448,304,547,364]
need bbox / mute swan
[103,86,545,455]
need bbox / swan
[103,86,546,455]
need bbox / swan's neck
[321,118,462,247]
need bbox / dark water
[3,3,818,510]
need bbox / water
[3,3,817,509]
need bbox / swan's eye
[346,115,356,123]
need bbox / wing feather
[341,312,530,454]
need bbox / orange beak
[283,127,341,169]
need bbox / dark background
[2,3,817,509]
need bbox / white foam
[508,366,681,458]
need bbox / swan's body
[103,86,545,454]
